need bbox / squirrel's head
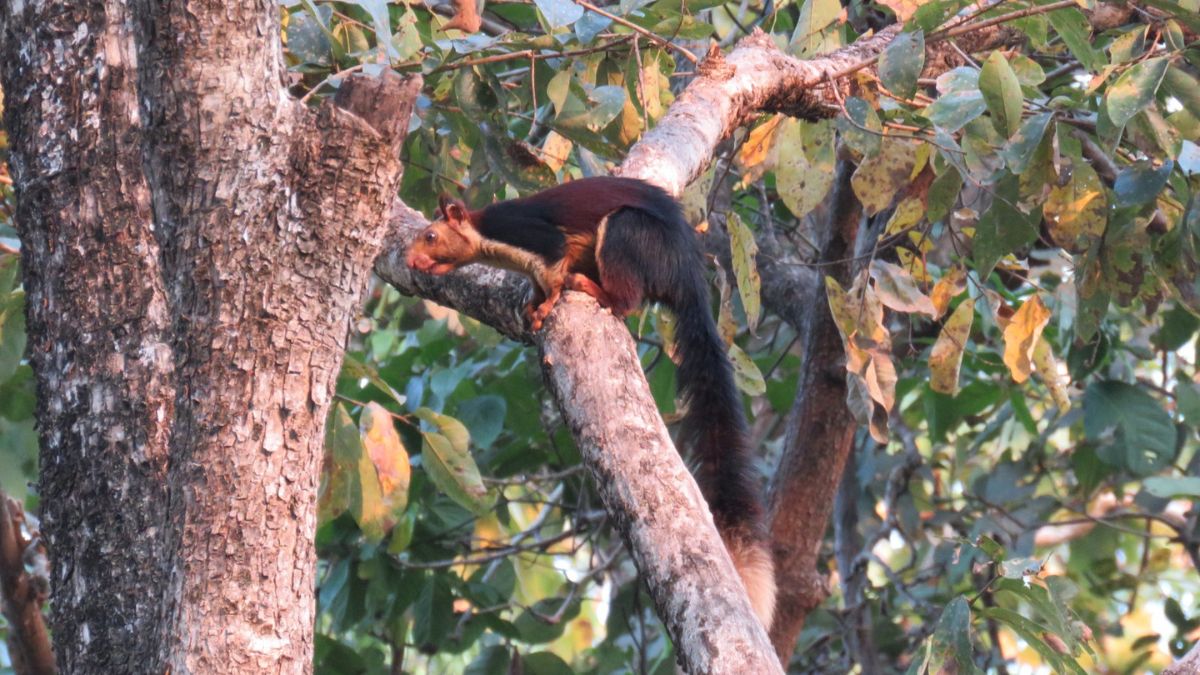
[406,195,480,275]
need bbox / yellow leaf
[1003,295,1051,383]
[884,197,925,236]
[638,58,664,122]
[1044,161,1107,252]
[1033,339,1071,410]
[542,131,573,173]
[877,0,928,22]
[930,267,967,319]
[680,167,715,224]
[930,298,975,395]
[851,136,918,215]
[828,273,895,440]
[362,402,411,515]
[897,248,930,283]
[729,343,767,396]
[737,115,783,183]
[727,212,762,332]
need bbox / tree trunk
[766,160,862,659]
[0,2,420,672]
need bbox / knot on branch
[760,86,831,121]
[333,71,424,147]
[697,43,735,81]
[737,27,777,50]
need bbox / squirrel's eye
[424,231,438,244]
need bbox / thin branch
[572,0,698,64]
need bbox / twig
[571,0,698,64]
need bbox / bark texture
[1,1,421,672]
[766,160,862,659]
[1,3,176,669]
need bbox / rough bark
[1,1,420,672]
[540,296,782,674]
[1,3,176,669]
[766,160,862,659]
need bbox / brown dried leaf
[871,259,938,318]
[1003,295,1051,384]
[930,266,967,319]
[930,298,974,395]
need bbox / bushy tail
[598,204,776,629]
[668,273,776,630]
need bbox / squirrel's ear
[439,195,469,224]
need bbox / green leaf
[1047,8,1104,73]
[1143,476,1200,499]
[456,396,507,450]
[522,652,575,675]
[1084,380,1176,476]
[926,166,962,224]
[482,134,557,192]
[0,255,19,297]
[1176,381,1200,426]
[972,177,1039,279]
[415,408,494,515]
[1163,65,1200,121]
[348,0,398,59]
[982,607,1087,675]
[776,118,836,219]
[1113,159,1172,207]
[1001,112,1053,175]
[514,596,581,643]
[923,88,987,133]
[1108,26,1147,65]
[836,97,883,157]
[726,212,761,332]
[534,0,584,28]
[1105,57,1169,128]
[879,30,925,99]
[392,9,423,61]
[412,575,454,648]
[340,353,407,407]
[1153,306,1199,351]
[979,51,1024,137]
[0,365,35,421]
[547,70,571,113]
[465,646,512,675]
[1009,53,1046,86]
[789,0,841,57]
[922,597,978,675]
